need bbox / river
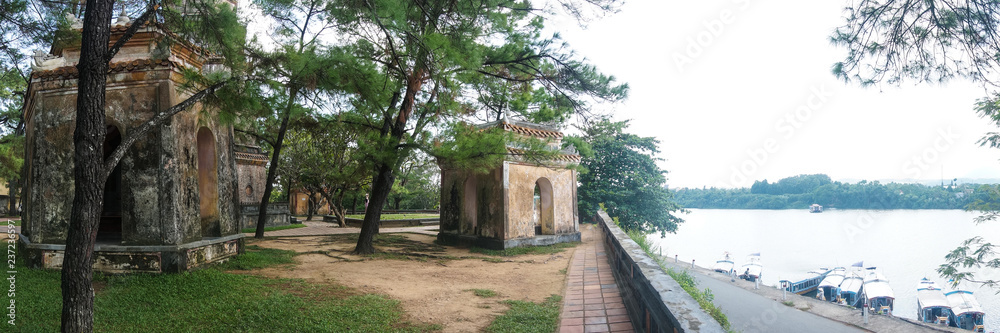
[647,209,1000,331]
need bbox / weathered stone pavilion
[437,118,581,249]
[19,15,243,273]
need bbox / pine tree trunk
[254,88,297,238]
[61,0,114,330]
[353,163,394,254]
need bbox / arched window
[197,127,220,237]
[534,178,554,235]
[98,125,123,242]
[463,175,477,233]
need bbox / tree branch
[105,4,160,63]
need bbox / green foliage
[14,263,438,332]
[239,223,307,234]
[485,295,562,333]
[576,119,684,235]
[468,288,498,298]
[214,245,298,270]
[676,174,984,210]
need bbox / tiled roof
[31,58,178,81]
[506,147,581,163]
[501,122,563,139]
[235,151,268,165]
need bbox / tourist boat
[713,252,735,275]
[916,278,951,325]
[946,289,986,332]
[781,268,831,295]
[839,268,865,307]
[863,268,894,314]
[738,253,763,282]
[817,267,846,302]
[809,204,823,213]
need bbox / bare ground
[244,226,593,332]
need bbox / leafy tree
[388,152,439,210]
[575,119,683,235]
[832,0,1000,291]
[328,0,628,254]
[55,0,243,330]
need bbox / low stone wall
[596,211,724,333]
[240,203,290,228]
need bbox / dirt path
[246,226,597,332]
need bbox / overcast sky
[547,1,1000,189]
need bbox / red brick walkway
[559,226,634,333]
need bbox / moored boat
[916,278,951,325]
[738,253,763,282]
[863,268,894,314]
[781,268,830,295]
[817,267,846,302]
[809,204,823,213]
[713,252,735,275]
[839,269,865,307]
[946,289,986,332]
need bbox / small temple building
[19,15,244,273]
[437,118,581,249]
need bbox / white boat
[817,267,846,302]
[916,278,951,325]
[809,203,823,213]
[713,252,735,275]
[863,268,894,314]
[946,289,986,332]
[839,269,865,307]
[738,253,762,282]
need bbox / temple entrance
[533,178,554,235]
[98,126,123,242]
[463,175,477,233]
[198,127,220,237]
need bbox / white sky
[549,0,1000,189]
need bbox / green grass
[12,246,439,332]
[470,242,578,256]
[485,294,561,333]
[214,245,298,270]
[624,226,733,331]
[8,219,19,226]
[240,223,307,234]
[467,288,497,298]
[346,214,439,220]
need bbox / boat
[738,253,763,282]
[713,252,735,275]
[781,268,831,296]
[839,269,865,307]
[863,268,894,314]
[916,278,951,325]
[946,289,986,332]
[809,204,823,213]
[817,267,846,302]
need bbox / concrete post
[691,259,695,269]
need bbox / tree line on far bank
[674,173,996,210]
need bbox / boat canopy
[840,275,863,294]
[818,267,846,289]
[916,279,950,310]
[863,271,895,300]
[946,290,985,317]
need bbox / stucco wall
[505,163,577,239]
[439,167,505,239]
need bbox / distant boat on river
[809,204,823,213]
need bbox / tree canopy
[574,120,683,235]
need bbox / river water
[646,209,1000,331]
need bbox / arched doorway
[197,127,220,237]
[98,125,123,242]
[533,178,554,235]
[463,175,477,233]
